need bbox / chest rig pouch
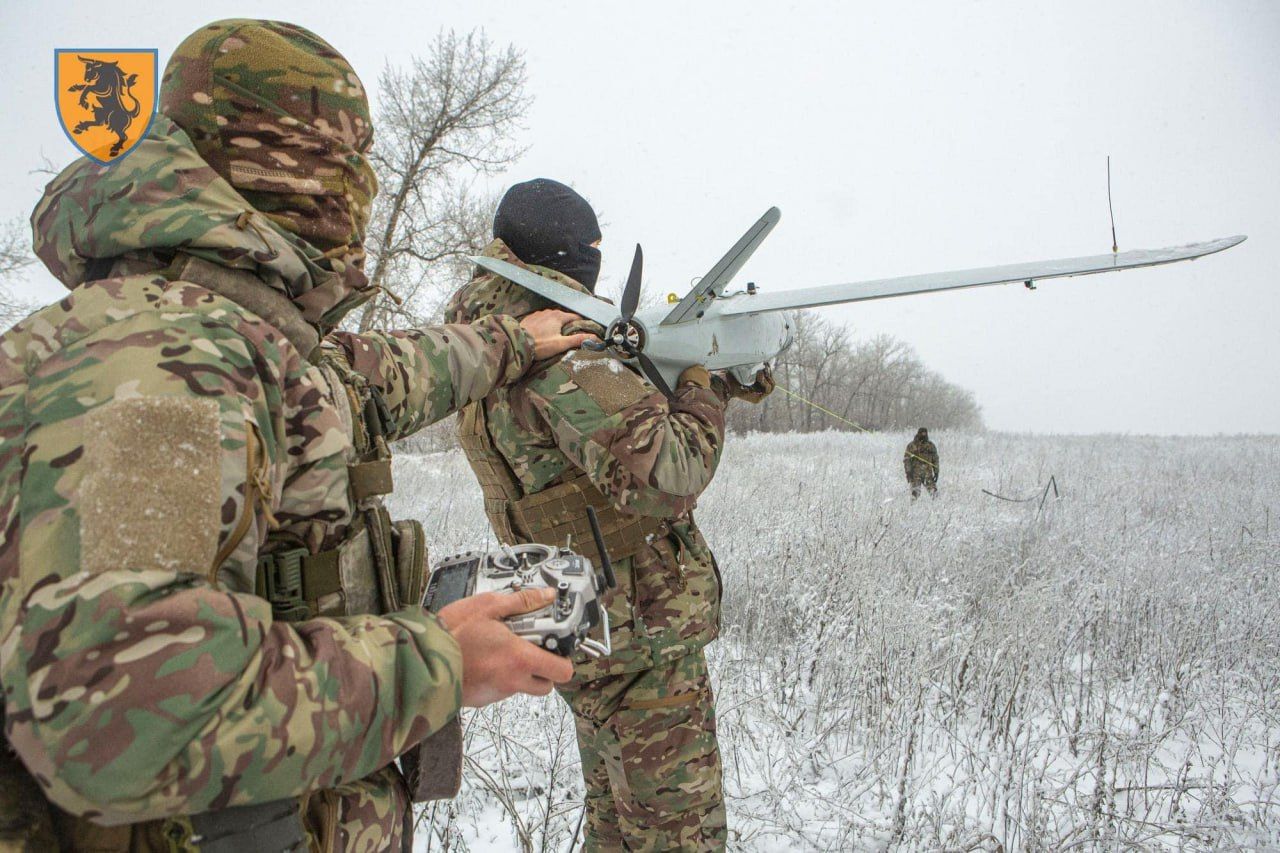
[254,351,426,623]
[457,401,664,568]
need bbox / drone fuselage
[472,213,1244,399]
[632,298,794,389]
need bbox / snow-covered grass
[389,431,1280,851]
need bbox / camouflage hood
[31,116,372,328]
[446,239,605,333]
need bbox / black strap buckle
[258,549,311,622]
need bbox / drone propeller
[469,249,676,397]
[635,352,674,399]
[619,244,643,321]
[596,245,676,398]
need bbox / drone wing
[715,235,1246,317]
[661,207,782,326]
[470,256,618,327]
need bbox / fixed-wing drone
[472,208,1245,396]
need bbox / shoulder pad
[560,350,651,416]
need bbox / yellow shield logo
[55,49,157,165]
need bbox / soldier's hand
[520,309,601,360]
[677,365,712,389]
[438,588,575,708]
[735,365,776,403]
[711,365,776,404]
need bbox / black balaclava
[917,428,929,440]
[493,179,602,291]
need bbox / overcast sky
[2,0,1276,434]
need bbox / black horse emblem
[67,57,141,158]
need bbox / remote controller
[422,507,618,657]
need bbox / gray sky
[3,0,1276,434]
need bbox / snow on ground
[388,431,1280,851]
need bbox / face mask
[493,178,603,291]
[237,146,377,263]
[530,240,601,292]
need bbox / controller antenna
[585,507,617,589]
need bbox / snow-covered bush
[389,431,1280,851]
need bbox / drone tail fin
[660,207,781,325]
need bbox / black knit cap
[493,178,602,291]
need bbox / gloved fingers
[755,365,777,394]
[731,365,776,404]
[677,364,712,389]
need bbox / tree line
[728,311,983,433]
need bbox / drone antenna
[1107,155,1118,254]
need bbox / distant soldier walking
[905,428,939,499]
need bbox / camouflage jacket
[904,438,940,481]
[0,119,536,840]
[446,241,727,680]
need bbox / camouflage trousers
[909,476,938,499]
[560,651,726,852]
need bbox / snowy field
[388,431,1280,851]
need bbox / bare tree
[356,30,530,330]
[0,217,35,327]
[0,218,32,280]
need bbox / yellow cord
[772,383,938,471]
[774,383,871,433]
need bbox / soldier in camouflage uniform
[445,179,775,852]
[0,20,587,852]
[904,427,940,499]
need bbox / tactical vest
[456,402,663,569]
[256,347,422,624]
[0,253,447,852]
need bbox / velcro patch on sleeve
[563,352,651,416]
[81,397,222,575]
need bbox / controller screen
[426,563,474,612]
